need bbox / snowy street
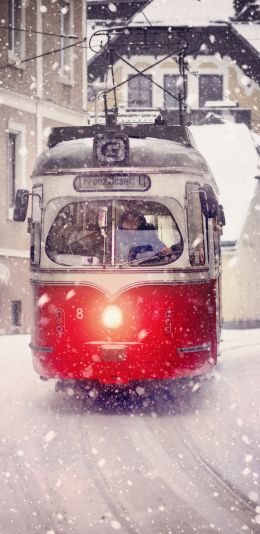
[0,329,260,534]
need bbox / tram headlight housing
[102,305,123,329]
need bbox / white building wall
[222,179,260,327]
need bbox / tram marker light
[93,133,129,166]
[102,305,123,329]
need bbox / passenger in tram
[117,211,173,262]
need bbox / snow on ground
[0,329,260,533]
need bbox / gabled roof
[88,23,260,85]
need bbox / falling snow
[0,0,260,532]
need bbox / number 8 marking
[76,308,83,320]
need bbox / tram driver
[116,210,173,263]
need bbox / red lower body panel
[31,282,218,385]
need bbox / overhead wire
[96,40,199,107]
[140,10,153,27]
[106,50,183,104]
[0,24,78,39]
[0,38,86,71]
[0,21,199,117]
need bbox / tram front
[15,125,223,386]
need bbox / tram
[14,121,224,388]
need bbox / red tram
[14,122,224,389]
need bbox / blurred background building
[0,0,87,333]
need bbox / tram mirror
[199,185,218,219]
[218,204,226,227]
[13,189,29,222]
[98,207,108,228]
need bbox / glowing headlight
[102,305,123,329]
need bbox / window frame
[186,182,206,267]
[199,74,223,107]
[45,197,184,268]
[8,0,25,63]
[164,74,186,109]
[30,186,43,267]
[7,132,17,212]
[11,300,22,327]
[59,0,74,84]
[128,75,153,109]
[7,122,26,220]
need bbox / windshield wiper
[119,253,163,268]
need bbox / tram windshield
[45,199,183,267]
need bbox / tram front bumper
[32,340,215,385]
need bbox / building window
[87,85,95,102]
[128,75,152,108]
[8,0,23,57]
[199,74,223,107]
[7,132,19,210]
[164,75,185,109]
[11,300,22,327]
[60,0,72,77]
[186,182,205,267]
[7,124,26,219]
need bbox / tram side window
[30,186,42,266]
[186,182,206,266]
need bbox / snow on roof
[132,0,234,26]
[232,23,260,55]
[189,123,259,243]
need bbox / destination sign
[73,174,151,192]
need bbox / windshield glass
[45,199,183,267]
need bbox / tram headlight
[102,305,123,329]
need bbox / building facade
[87,23,260,132]
[0,0,87,334]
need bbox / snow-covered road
[0,329,260,534]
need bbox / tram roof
[34,126,209,175]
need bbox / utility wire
[98,48,185,104]
[115,51,182,104]
[0,38,86,71]
[140,10,153,27]
[0,24,78,39]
